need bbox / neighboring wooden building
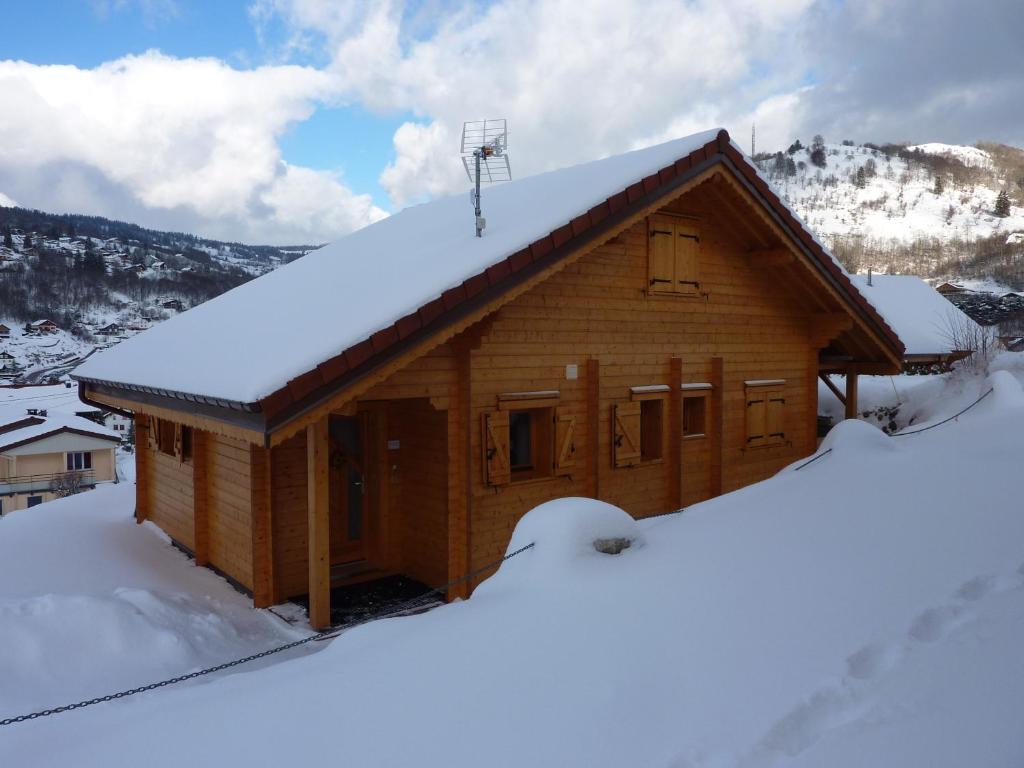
[27,319,58,335]
[0,323,10,340]
[936,282,969,295]
[75,129,903,628]
[0,411,120,514]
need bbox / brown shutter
[174,424,183,461]
[746,391,767,446]
[648,216,675,291]
[766,389,786,442]
[675,221,700,294]
[554,408,576,476]
[613,402,641,468]
[482,410,511,486]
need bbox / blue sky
[2,0,405,209]
[1,0,1020,245]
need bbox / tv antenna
[461,119,511,237]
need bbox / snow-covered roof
[75,128,900,407]
[0,408,119,452]
[75,130,726,404]
[0,383,101,417]
[849,274,978,357]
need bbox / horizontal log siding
[207,433,255,590]
[270,431,308,600]
[467,188,816,572]
[141,415,195,551]
[390,399,449,587]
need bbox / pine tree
[2,226,12,249]
[994,190,1011,218]
[854,167,867,189]
[810,134,827,169]
[23,233,32,250]
[933,175,944,195]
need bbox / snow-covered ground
[3,358,1024,766]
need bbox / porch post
[306,418,330,630]
[844,365,859,420]
[668,356,683,511]
[134,414,150,524]
[709,357,724,497]
[447,339,471,599]
[251,445,275,608]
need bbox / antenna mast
[461,119,511,237]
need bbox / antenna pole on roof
[461,119,511,238]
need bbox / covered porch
[265,395,468,630]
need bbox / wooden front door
[329,414,369,564]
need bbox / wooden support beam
[844,365,859,420]
[746,247,795,268]
[251,444,275,608]
[709,357,724,497]
[668,357,683,511]
[818,372,846,406]
[134,415,150,524]
[306,418,330,630]
[586,358,600,500]
[192,429,209,566]
[446,338,471,599]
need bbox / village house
[27,319,58,335]
[74,129,904,628]
[0,409,120,515]
[0,323,10,340]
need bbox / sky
[0,0,1021,245]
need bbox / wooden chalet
[74,129,903,628]
[0,324,10,339]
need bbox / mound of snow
[478,497,644,592]
[818,418,897,459]
[985,369,1024,411]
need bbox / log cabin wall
[466,184,817,573]
[205,433,255,590]
[271,430,309,600]
[137,411,195,551]
[387,398,449,587]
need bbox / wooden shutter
[766,389,786,443]
[174,424,183,461]
[746,391,767,447]
[554,408,576,476]
[613,402,641,468]
[482,410,511,486]
[147,416,158,450]
[648,216,675,291]
[675,221,700,294]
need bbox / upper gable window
[648,214,700,296]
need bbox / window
[482,401,575,486]
[508,407,552,481]
[180,426,193,462]
[27,495,43,507]
[66,452,92,471]
[640,399,663,461]
[157,419,177,457]
[614,392,665,467]
[682,395,707,438]
[648,214,700,296]
[746,381,786,447]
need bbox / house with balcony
[0,409,120,514]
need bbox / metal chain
[0,541,535,727]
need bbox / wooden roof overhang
[78,130,905,447]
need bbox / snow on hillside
[0,325,94,382]
[0,192,17,207]
[906,143,994,169]
[762,142,1024,247]
[3,359,1024,766]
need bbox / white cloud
[0,51,385,244]
[263,0,815,205]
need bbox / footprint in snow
[845,642,902,680]
[907,605,966,643]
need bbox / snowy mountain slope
[3,359,1024,766]
[755,139,1024,285]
